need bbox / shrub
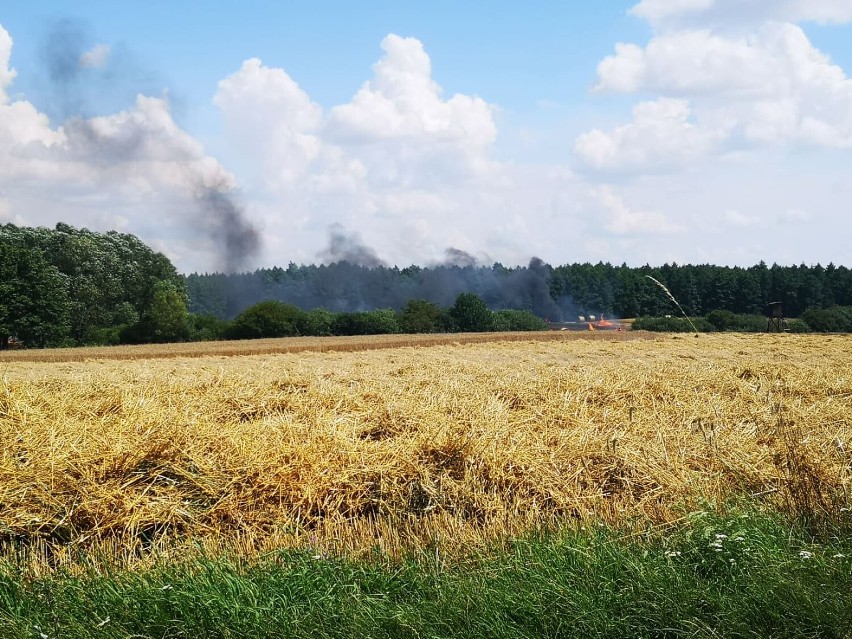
[189,313,230,341]
[399,299,446,334]
[450,293,493,332]
[297,308,335,336]
[226,300,304,340]
[332,309,400,335]
[492,309,548,332]
[801,306,852,332]
[632,316,711,332]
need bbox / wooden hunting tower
[766,302,789,332]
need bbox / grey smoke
[201,248,577,321]
[38,18,260,273]
[442,247,481,267]
[197,186,260,274]
[64,116,149,164]
[319,224,386,268]
[39,19,89,119]
[38,18,163,122]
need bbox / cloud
[79,43,111,68]
[3,19,851,274]
[575,98,726,170]
[630,0,852,27]
[325,34,497,184]
[213,33,510,267]
[0,22,258,272]
[593,185,681,235]
[595,23,851,104]
[723,208,759,226]
[581,16,852,172]
[0,26,16,103]
[214,58,324,188]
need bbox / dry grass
[0,330,639,363]
[1,333,850,569]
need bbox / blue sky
[2,1,852,272]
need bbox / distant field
[1,333,850,570]
[0,329,640,363]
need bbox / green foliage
[188,313,231,342]
[0,241,71,348]
[492,309,548,332]
[450,293,493,332]
[298,308,335,337]
[399,299,446,333]
[632,316,711,332]
[332,309,400,336]
[1,223,183,346]
[148,282,191,342]
[786,318,812,333]
[705,310,766,332]
[227,300,304,340]
[87,326,123,346]
[1,508,849,638]
[801,306,852,332]
[119,282,191,344]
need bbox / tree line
[0,224,547,347]
[5,222,852,349]
[188,260,852,321]
[1,223,188,348]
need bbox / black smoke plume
[319,224,386,268]
[38,18,160,121]
[197,186,260,274]
[442,247,481,267]
[189,251,575,321]
[39,18,261,273]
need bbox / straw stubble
[1,334,849,568]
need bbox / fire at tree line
[3,222,852,349]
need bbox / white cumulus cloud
[593,185,681,235]
[580,12,852,172]
[575,98,726,170]
[0,26,17,103]
[79,43,111,68]
[630,0,852,27]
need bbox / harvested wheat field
[1,333,850,568]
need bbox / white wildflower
[799,550,813,560]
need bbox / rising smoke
[194,251,575,321]
[318,224,386,268]
[39,18,261,273]
[441,247,482,267]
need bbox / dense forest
[4,222,852,348]
[0,223,188,347]
[187,260,852,321]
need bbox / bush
[492,309,548,332]
[801,306,852,332]
[632,316,711,332]
[189,313,230,341]
[706,310,765,332]
[87,326,123,346]
[332,309,400,336]
[226,300,304,340]
[297,308,335,336]
[399,299,446,334]
[450,293,493,332]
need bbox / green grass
[1,508,850,639]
